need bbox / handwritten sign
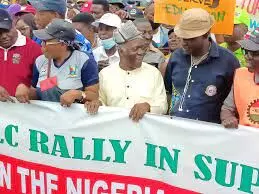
[236,0,259,32]
[154,0,236,35]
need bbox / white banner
[0,101,259,194]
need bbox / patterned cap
[114,20,143,44]
[238,28,259,51]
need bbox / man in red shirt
[0,9,41,102]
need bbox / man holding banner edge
[164,8,240,123]
[221,28,259,128]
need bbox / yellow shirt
[99,62,168,114]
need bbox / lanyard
[178,53,209,112]
[47,59,52,78]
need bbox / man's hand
[15,84,30,103]
[0,86,14,103]
[85,100,101,115]
[60,90,81,107]
[222,116,239,129]
[115,10,129,20]
[129,103,151,122]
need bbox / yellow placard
[154,0,236,35]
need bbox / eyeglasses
[42,41,62,46]
[242,49,259,58]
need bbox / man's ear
[118,44,125,54]
[203,31,210,39]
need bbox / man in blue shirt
[164,8,240,124]
[29,0,94,56]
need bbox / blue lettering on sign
[250,19,259,30]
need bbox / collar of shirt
[117,62,143,73]
[94,46,119,63]
[183,39,219,59]
[0,30,26,50]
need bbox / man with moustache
[0,9,41,102]
[164,8,240,123]
[86,21,168,121]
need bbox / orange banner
[154,0,236,35]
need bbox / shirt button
[127,72,130,75]
[186,110,190,113]
[195,66,197,68]
[188,95,191,98]
[127,85,130,88]
[126,97,129,100]
[191,80,194,83]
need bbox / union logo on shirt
[68,65,78,77]
[247,99,259,124]
[12,53,21,64]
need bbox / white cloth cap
[93,13,122,28]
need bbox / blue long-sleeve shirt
[164,40,240,123]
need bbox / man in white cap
[93,13,122,71]
[164,8,240,124]
[86,21,168,121]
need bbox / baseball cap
[7,4,21,16]
[174,8,215,39]
[114,20,143,44]
[109,0,125,8]
[238,28,259,51]
[15,5,36,16]
[33,19,76,41]
[29,0,66,16]
[234,7,250,27]
[92,13,122,28]
[127,7,144,20]
[0,9,13,30]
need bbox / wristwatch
[75,91,87,104]
[80,91,87,103]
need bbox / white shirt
[93,46,120,66]
[99,62,168,114]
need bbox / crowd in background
[0,0,258,128]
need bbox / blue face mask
[101,37,116,50]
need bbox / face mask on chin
[101,37,116,50]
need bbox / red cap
[15,5,36,16]
[80,0,93,13]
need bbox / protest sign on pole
[0,101,259,194]
[154,0,236,35]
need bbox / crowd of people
[0,0,258,128]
